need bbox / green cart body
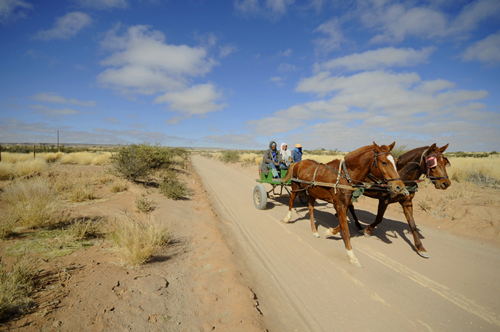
[253,168,308,210]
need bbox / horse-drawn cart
[253,168,309,210]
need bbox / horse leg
[348,203,364,233]
[364,200,389,238]
[336,205,361,267]
[282,184,298,223]
[400,200,429,258]
[326,204,363,237]
[308,197,319,238]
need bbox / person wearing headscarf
[260,140,282,178]
[279,143,292,169]
[291,143,303,162]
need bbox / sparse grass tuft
[65,180,95,202]
[0,257,39,320]
[110,179,129,193]
[135,194,155,213]
[1,178,61,229]
[6,217,105,259]
[108,219,170,266]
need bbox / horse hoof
[418,251,430,259]
[313,232,320,238]
[364,231,371,238]
[350,259,362,268]
[324,229,333,237]
[281,219,289,224]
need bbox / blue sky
[1,0,499,151]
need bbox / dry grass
[64,180,96,202]
[135,194,155,213]
[110,179,129,193]
[1,177,61,229]
[0,257,39,320]
[59,152,111,165]
[448,157,500,185]
[108,219,171,266]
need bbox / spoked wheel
[253,184,267,210]
[299,191,309,206]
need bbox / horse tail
[281,163,296,183]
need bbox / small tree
[110,143,172,182]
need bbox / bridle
[420,150,450,184]
[370,151,402,183]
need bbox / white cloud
[246,116,304,136]
[33,12,91,41]
[77,0,128,10]
[278,48,293,57]
[270,76,285,86]
[318,47,435,72]
[234,0,294,19]
[359,0,500,44]
[29,105,80,117]
[154,83,227,116]
[278,62,299,72]
[361,4,447,43]
[0,0,33,23]
[313,18,344,54]
[219,44,238,58]
[462,31,500,64]
[450,0,500,34]
[247,70,496,151]
[31,92,96,107]
[204,133,259,147]
[104,117,120,124]
[98,25,218,95]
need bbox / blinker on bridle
[423,152,450,182]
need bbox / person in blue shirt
[291,143,303,163]
[260,140,282,178]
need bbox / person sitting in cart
[260,140,282,178]
[286,155,294,167]
[291,143,303,162]
[279,142,292,170]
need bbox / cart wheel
[253,184,267,210]
[299,192,309,206]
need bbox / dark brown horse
[348,143,451,258]
[281,142,408,267]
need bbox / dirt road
[191,154,500,332]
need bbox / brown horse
[281,142,408,267]
[348,143,451,258]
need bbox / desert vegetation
[0,143,190,322]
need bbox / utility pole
[57,130,60,152]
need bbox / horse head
[372,142,409,196]
[422,143,451,190]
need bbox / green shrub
[110,143,173,182]
[159,170,189,200]
[220,150,240,164]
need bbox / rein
[290,151,397,196]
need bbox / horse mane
[344,145,373,160]
[344,143,391,160]
[396,146,429,169]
